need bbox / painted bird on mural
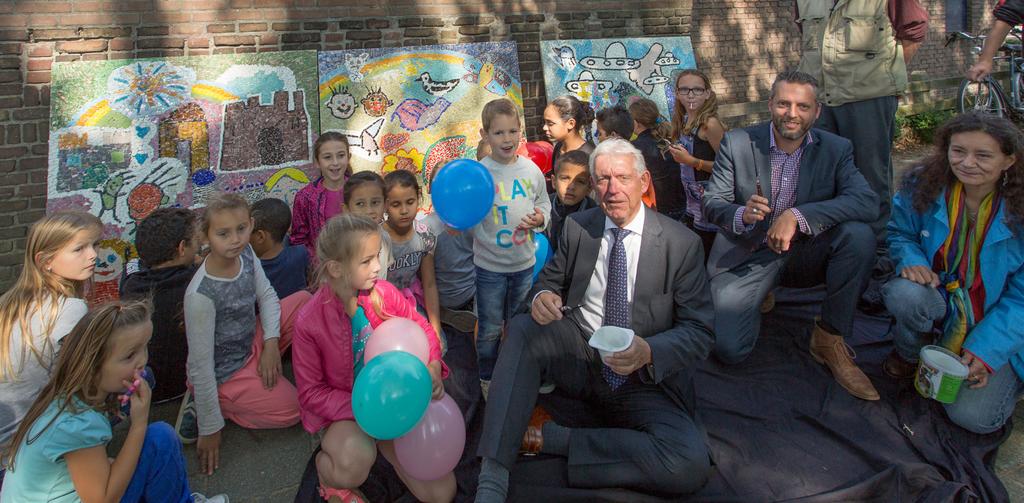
[417,72,461,97]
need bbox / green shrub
[894,109,955,144]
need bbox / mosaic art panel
[540,37,696,113]
[49,52,319,303]
[319,41,522,210]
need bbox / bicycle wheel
[958,79,1005,117]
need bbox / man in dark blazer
[474,138,714,502]
[703,70,879,400]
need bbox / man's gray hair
[589,138,647,179]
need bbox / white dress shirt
[576,208,645,334]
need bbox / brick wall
[0,0,995,289]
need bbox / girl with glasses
[667,69,726,261]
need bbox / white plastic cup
[589,326,635,358]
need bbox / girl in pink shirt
[291,214,454,503]
[291,132,352,262]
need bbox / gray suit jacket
[529,205,714,414]
[702,122,878,273]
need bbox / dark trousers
[710,221,875,364]
[815,95,898,247]
[478,314,711,496]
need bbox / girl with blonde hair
[292,214,451,503]
[0,211,101,459]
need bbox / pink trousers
[217,290,311,430]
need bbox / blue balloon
[431,159,495,230]
[532,233,552,282]
[352,351,432,440]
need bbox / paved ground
[110,364,314,502]
[106,147,1024,502]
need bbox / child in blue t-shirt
[251,197,310,299]
[0,300,224,503]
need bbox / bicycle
[947,28,1024,120]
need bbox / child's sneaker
[192,493,229,503]
[441,306,477,334]
[174,389,198,444]
[480,379,491,401]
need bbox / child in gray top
[423,213,475,310]
[184,194,307,476]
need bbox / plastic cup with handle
[589,326,635,359]
[915,345,969,404]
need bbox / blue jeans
[121,422,193,503]
[881,278,947,362]
[883,277,1024,433]
[475,266,533,381]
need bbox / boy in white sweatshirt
[470,99,551,397]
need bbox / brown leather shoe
[883,351,917,380]
[809,322,880,401]
[519,406,551,456]
[760,292,776,314]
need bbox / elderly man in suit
[474,139,714,502]
[703,70,879,400]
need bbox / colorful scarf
[936,181,1000,353]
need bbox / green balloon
[352,350,432,440]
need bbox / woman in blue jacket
[883,112,1024,434]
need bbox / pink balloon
[394,393,466,481]
[364,317,431,366]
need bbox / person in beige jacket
[794,0,927,255]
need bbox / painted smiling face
[327,87,356,119]
[361,87,393,117]
[94,244,125,282]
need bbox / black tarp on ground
[295,287,1011,502]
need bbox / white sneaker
[539,383,556,394]
[192,493,229,503]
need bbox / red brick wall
[0,0,991,288]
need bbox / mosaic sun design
[107,61,196,118]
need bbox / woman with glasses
[666,69,725,261]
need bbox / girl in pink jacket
[292,214,454,503]
[291,132,352,262]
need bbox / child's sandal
[318,483,366,503]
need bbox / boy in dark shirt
[121,207,200,403]
[546,150,597,253]
[250,197,310,299]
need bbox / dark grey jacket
[703,123,878,273]
[530,205,714,415]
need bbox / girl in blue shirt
[1,300,224,503]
